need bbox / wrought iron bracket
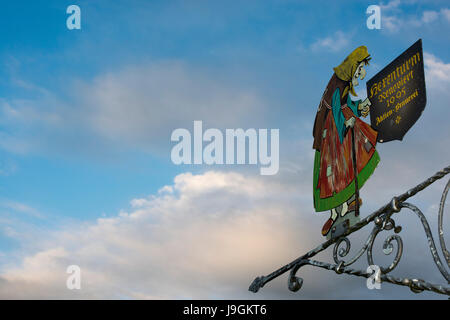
[249,166,450,296]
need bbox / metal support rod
[293,259,450,295]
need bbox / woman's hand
[358,98,371,118]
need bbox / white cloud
[380,0,401,11]
[442,8,450,22]
[80,62,266,150]
[311,31,350,53]
[382,15,401,31]
[0,171,323,299]
[381,2,450,32]
[421,10,439,24]
[424,52,450,90]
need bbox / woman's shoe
[321,208,338,236]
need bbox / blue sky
[0,0,449,299]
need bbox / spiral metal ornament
[400,202,450,283]
[366,226,403,274]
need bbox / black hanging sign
[366,39,426,143]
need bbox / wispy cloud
[380,0,402,11]
[381,1,450,32]
[0,61,267,157]
[442,8,450,22]
[310,31,350,52]
[422,10,439,24]
[0,201,43,219]
[424,52,450,90]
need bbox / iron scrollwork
[249,166,450,296]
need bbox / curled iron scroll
[438,179,449,268]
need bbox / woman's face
[352,62,366,87]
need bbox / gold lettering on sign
[375,89,419,126]
[369,48,422,128]
[369,51,420,100]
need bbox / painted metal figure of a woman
[313,46,380,239]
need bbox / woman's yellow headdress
[333,46,371,97]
